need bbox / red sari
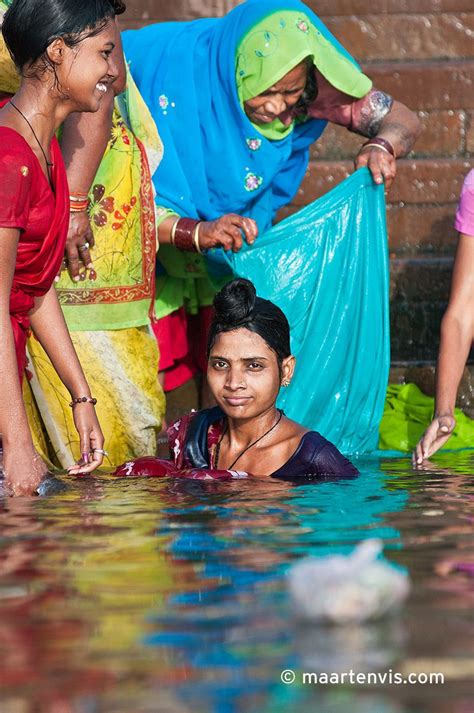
[0,126,69,381]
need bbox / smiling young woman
[0,0,122,495]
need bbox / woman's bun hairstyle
[213,277,256,327]
[2,0,120,73]
[208,278,291,365]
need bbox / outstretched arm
[415,234,474,463]
[0,228,48,494]
[29,286,105,473]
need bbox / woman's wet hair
[208,278,291,366]
[2,0,125,75]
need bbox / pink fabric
[112,456,247,481]
[455,169,474,237]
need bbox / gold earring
[281,380,290,387]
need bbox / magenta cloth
[455,169,474,236]
[112,457,247,481]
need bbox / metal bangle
[170,217,180,246]
[193,222,203,254]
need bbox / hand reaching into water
[413,414,456,466]
[68,403,105,474]
[4,447,49,496]
[199,214,258,253]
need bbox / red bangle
[174,218,200,252]
[362,136,396,157]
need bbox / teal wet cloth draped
[216,168,390,454]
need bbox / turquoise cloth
[219,168,390,455]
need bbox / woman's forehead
[210,329,275,358]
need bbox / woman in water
[0,0,121,494]
[120,278,359,479]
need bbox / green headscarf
[236,10,372,140]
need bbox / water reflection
[0,456,472,712]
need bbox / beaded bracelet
[69,396,98,407]
[361,136,396,157]
[174,217,200,252]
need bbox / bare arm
[355,98,421,191]
[435,234,474,414]
[0,228,48,494]
[415,234,474,462]
[59,20,126,281]
[29,287,104,472]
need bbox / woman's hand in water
[199,214,258,253]
[413,414,456,465]
[60,211,96,283]
[355,145,397,193]
[4,446,48,496]
[68,404,105,474]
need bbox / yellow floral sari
[0,7,165,467]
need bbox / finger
[224,226,243,253]
[242,218,258,244]
[414,442,424,465]
[66,249,82,282]
[367,156,385,186]
[217,233,234,252]
[229,215,257,245]
[85,223,95,250]
[77,245,93,271]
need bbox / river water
[0,452,472,712]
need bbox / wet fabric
[211,168,389,454]
[166,408,359,477]
[0,125,69,381]
[379,384,474,453]
[113,457,248,481]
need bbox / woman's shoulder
[0,125,37,178]
[271,430,359,478]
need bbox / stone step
[312,110,469,161]
[389,364,474,418]
[304,0,474,15]
[366,59,474,111]
[295,158,471,207]
[121,0,474,22]
[390,257,453,362]
[323,13,474,62]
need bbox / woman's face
[52,19,118,112]
[244,61,308,125]
[207,328,294,420]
